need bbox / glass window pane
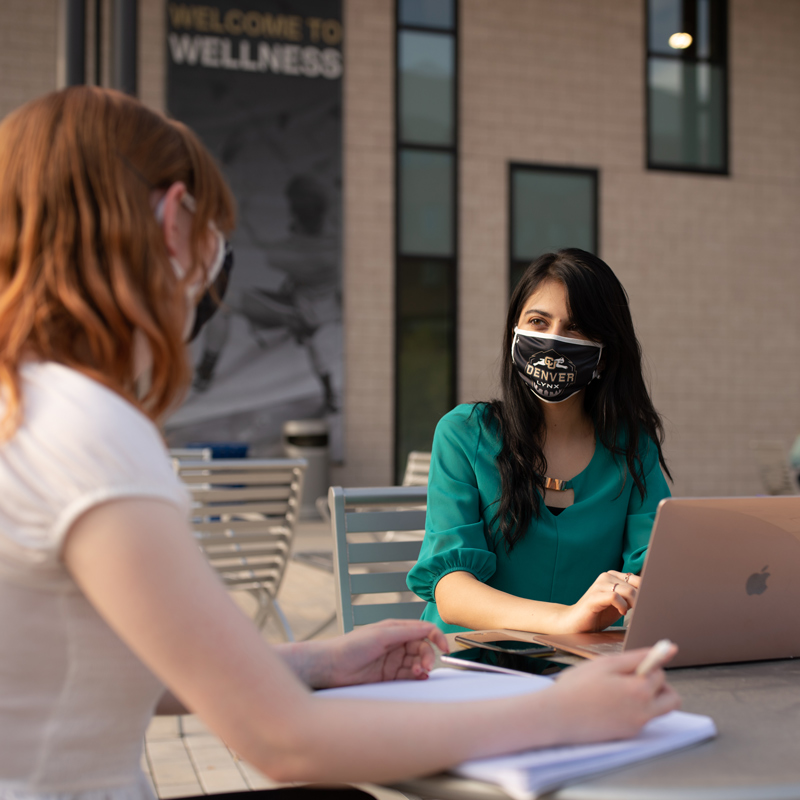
[399,31,455,146]
[696,0,711,59]
[648,0,684,55]
[511,169,596,264]
[648,58,725,170]
[399,0,454,30]
[396,257,455,478]
[399,149,454,256]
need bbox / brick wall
[140,0,166,111]
[0,0,165,117]
[331,0,395,487]
[0,0,58,121]
[458,0,800,497]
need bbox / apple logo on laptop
[746,565,770,595]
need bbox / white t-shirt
[0,362,189,800]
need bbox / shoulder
[21,362,168,462]
[436,403,496,435]
[431,404,503,476]
[0,363,187,561]
[434,403,498,447]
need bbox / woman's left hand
[302,619,449,689]
[557,570,640,633]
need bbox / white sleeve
[0,363,189,585]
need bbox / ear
[154,182,189,258]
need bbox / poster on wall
[164,0,344,460]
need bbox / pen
[635,639,674,676]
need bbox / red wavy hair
[0,86,235,435]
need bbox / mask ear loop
[591,344,604,381]
[205,228,227,286]
[155,192,223,292]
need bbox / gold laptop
[529,496,800,668]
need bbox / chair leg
[271,599,295,642]
[251,590,295,642]
[300,611,338,641]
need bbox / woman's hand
[298,619,449,690]
[555,570,640,633]
[546,645,681,744]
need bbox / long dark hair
[484,249,670,551]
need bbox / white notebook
[319,668,716,799]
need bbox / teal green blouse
[406,404,671,633]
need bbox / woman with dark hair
[407,249,671,634]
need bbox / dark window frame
[508,162,600,296]
[394,0,459,481]
[644,0,729,175]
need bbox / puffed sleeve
[406,406,497,602]
[621,434,671,575]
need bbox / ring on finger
[612,583,619,593]
[624,573,631,583]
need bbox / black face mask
[512,327,603,403]
[187,239,234,342]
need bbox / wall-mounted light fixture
[668,31,693,49]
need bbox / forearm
[435,571,567,633]
[236,686,568,784]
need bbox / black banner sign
[164,1,344,461]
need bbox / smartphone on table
[454,634,556,657]
[441,646,567,677]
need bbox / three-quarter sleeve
[621,435,671,575]
[406,407,496,602]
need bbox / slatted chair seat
[174,457,307,640]
[329,485,427,634]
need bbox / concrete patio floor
[143,517,347,798]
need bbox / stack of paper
[319,667,716,799]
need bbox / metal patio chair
[174,457,307,641]
[750,440,800,496]
[168,447,213,461]
[401,450,431,486]
[329,485,427,634]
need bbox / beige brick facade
[333,0,395,486]
[0,0,58,122]
[457,0,800,497]
[1,0,798,496]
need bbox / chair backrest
[750,440,799,495]
[402,450,431,486]
[169,447,213,461]
[329,485,427,634]
[175,458,306,602]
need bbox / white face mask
[155,193,233,342]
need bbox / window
[395,0,457,479]
[646,0,728,173]
[509,164,599,293]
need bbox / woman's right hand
[545,646,681,744]
[555,570,641,633]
